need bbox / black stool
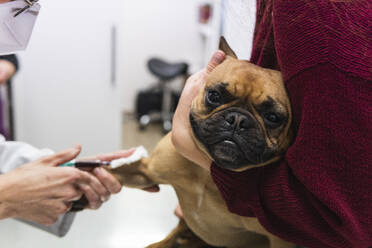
[138,58,188,132]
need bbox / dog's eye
[263,112,283,128]
[206,90,222,106]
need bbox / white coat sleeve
[0,135,76,237]
[0,135,54,174]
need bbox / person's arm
[0,135,54,174]
[173,62,372,248]
[211,64,372,248]
[173,1,371,247]
[0,54,18,84]
[0,144,83,222]
[0,134,139,237]
[0,136,124,223]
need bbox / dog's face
[190,38,293,171]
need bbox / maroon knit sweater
[210,1,372,248]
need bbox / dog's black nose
[225,112,252,130]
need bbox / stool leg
[161,81,172,132]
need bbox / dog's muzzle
[190,107,270,170]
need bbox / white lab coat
[0,135,76,237]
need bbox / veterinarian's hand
[84,149,134,199]
[172,51,226,170]
[0,59,16,85]
[0,145,106,225]
[86,149,159,205]
[91,149,160,193]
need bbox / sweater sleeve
[212,65,372,248]
[211,1,372,248]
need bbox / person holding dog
[172,0,371,248]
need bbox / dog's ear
[219,36,237,59]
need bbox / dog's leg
[146,219,219,248]
[107,133,191,189]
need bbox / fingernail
[101,195,110,202]
[73,144,81,151]
[91,202,101,209]
[128,147,136,153]
[213,51,225,63]
[113,186,122,194]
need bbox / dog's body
[110,133,294,248]
[108,38,296,248]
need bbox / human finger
[77,183,101,209]
[92,167,122,194]
[40,145,81,167]
[84,171,111,202]
[59,184,83,202]
[86,148,136,162]
[205,50,225,74]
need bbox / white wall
[222,0,256,60]
[12,0,208,152]
[116,0,257,112]
[13,0,123,154]
[118,0,205,112]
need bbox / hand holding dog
[172,51,226,170]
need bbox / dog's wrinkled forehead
[205,58,288,108]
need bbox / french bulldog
[108,37,295,248]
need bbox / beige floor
[122,113,164,152]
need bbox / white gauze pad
[110,146,149,169]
